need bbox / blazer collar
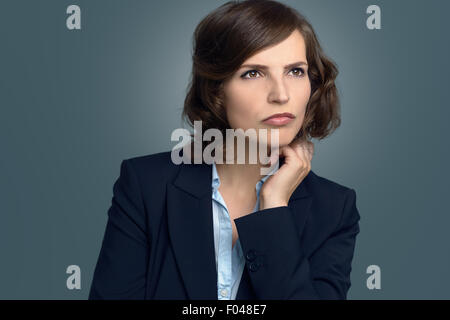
[166,150,313,299]
[173,155,311,200]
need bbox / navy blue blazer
[88,149,361,300]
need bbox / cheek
[224,87,260,128]
[290,81,311,131]
[293,81,311,113]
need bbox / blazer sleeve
[234,188,360,300]
[88,159,149,300]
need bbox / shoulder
[124,149,177,171]
[307,170,356,199]
[306,169,359,221]
[305,170,360,232]
[112,150,185,216]
[122,150,180,186]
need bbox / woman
[89,0,360,300]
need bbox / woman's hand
[259,136,314,210]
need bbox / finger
[298,140,313,160]
[305,141,314,162]
[294,141,313,175]
[278,144,300,167]
[281,144,309,186]
[291,139,309,166]
[288,138,303,159]
[268,148,280,166]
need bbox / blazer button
[246,249,257,262]
[249,262,260,272]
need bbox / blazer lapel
[167,160,218,300]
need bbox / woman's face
[222,29,311,149]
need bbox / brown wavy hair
[182,0,341,152]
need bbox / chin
[250,127,298,149]
[266,135,296,150]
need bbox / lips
[263,112,295,121]
[262,112,295,126]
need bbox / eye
[288,67,305,77]
[240,67,306,79]
[240,70,261,79]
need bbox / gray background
[1,0,448,299]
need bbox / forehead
[241,30,307,66]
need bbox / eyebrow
[240,61,308,70]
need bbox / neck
[215,141,275,192]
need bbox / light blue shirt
[211,161,278,300]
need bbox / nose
[267,76,289,104]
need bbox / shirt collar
[211,161,279,192]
